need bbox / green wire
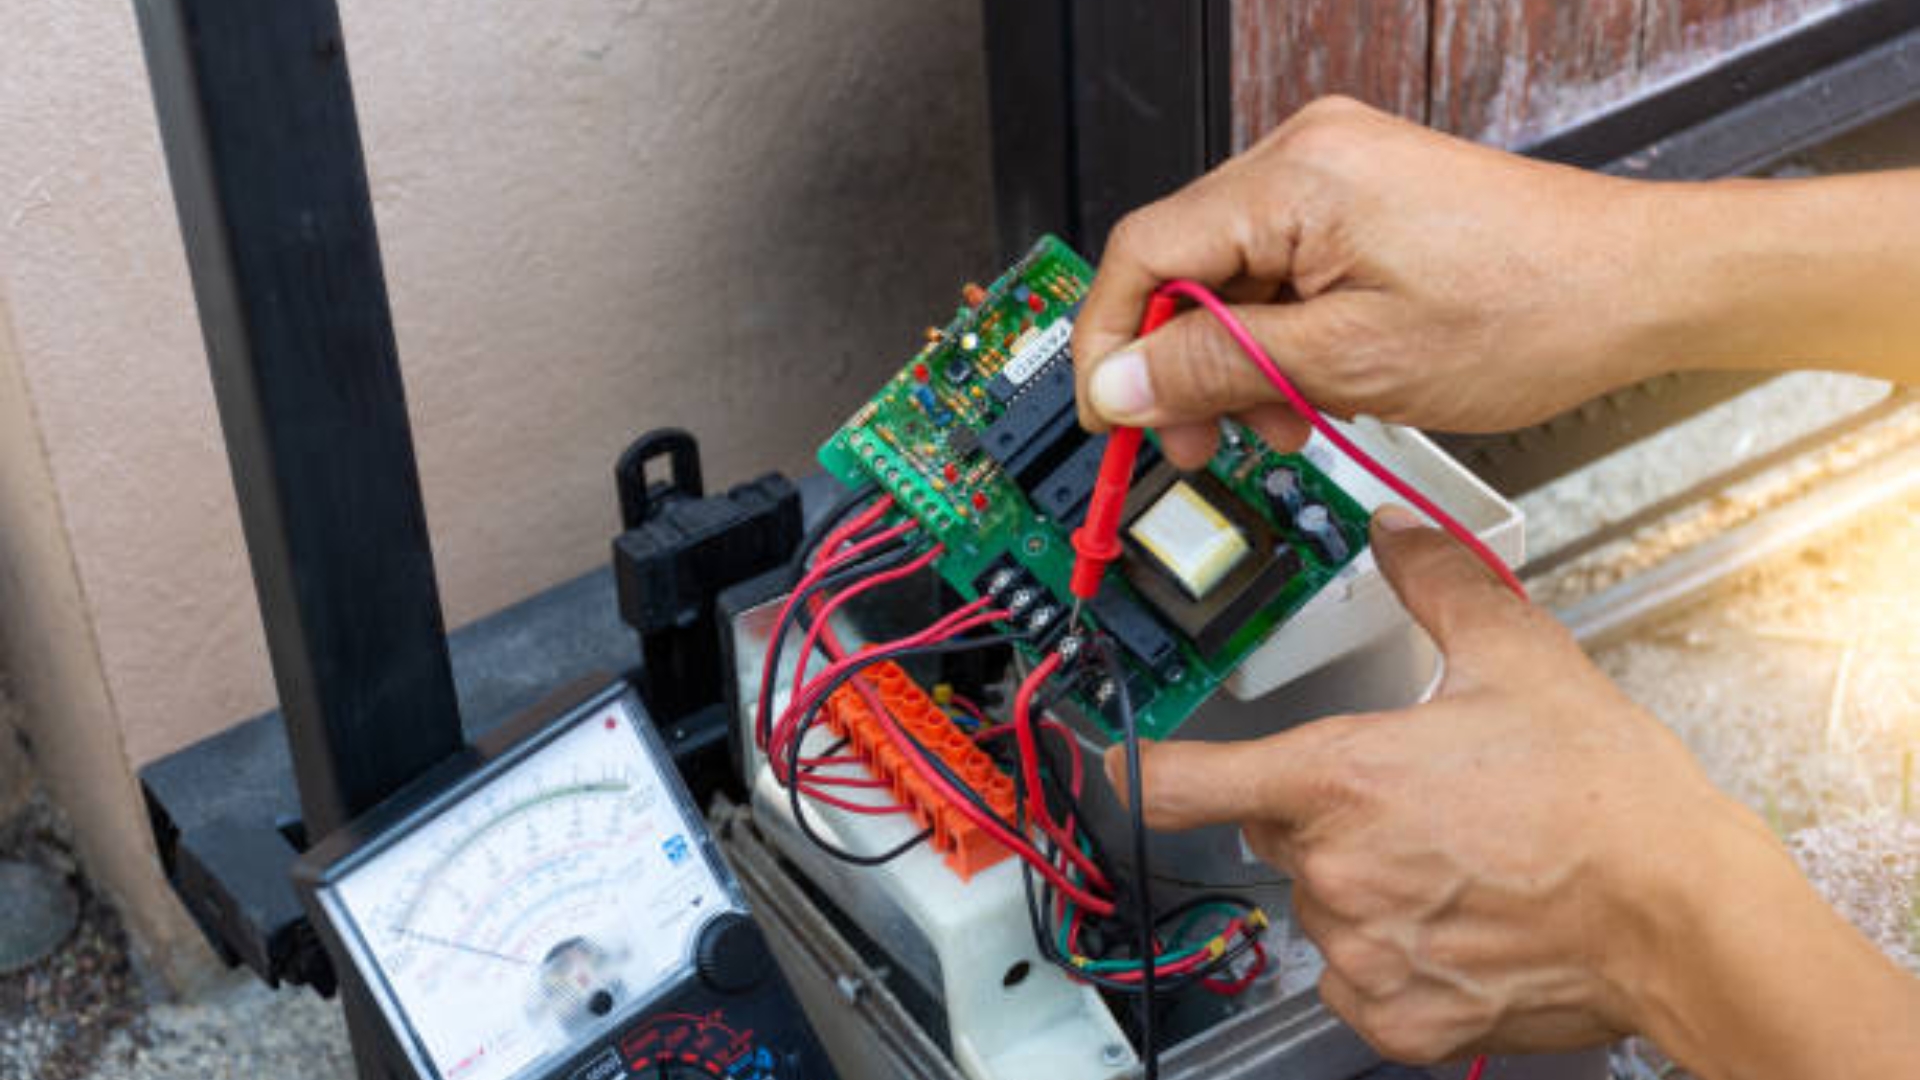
[1054,892,1252,973]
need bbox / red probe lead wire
[1067,293,1179,606]
[1070,281,1527,604]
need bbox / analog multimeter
[294,680,833,1080]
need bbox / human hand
[1105,505,1785,1064]
[1072,96,1686,469]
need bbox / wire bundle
[756,279,1521,1079]
[757,486,1271,989]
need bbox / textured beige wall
[0,0,993,979]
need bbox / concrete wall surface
[0,0,993,982]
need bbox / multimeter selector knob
[696,912,772,995]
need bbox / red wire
[772,594,993,766]
[827,621,1119,915]
[1149,280,1527,601]
[1200,939,1267,996]
[791,542,944,696]
[754,496,899,751]
[793,784,913,815]
[1012,656,1112,891]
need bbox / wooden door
[1231,0,1876,149]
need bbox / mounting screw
[1100,1042,1131,1068]
[834,974,865,1003]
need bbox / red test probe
[1067,293,1179,618]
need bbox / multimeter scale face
[316,693,736,1080]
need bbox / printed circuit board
[818,236,1369,738]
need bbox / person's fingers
[1083,302,1352,430]
[1073,173,1300,430]
[1241,820,1302,878]
[1101,719,1361,831]
[1156,421,1219,470]
[1317,966,1371,1032]
[1368,507,1528,656]
[1235,403,1311,453]
[1216,273,1290,306]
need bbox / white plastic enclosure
[1227,417,1525,699]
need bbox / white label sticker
[1002,317,1073,388]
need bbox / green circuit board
[817,235,1369,739]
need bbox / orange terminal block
[820,662,1016,880]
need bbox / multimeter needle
[391,925,532,966]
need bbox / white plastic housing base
[731,603,1134,1080]
[748,765,1135,1080]
[1227,418,1525,699]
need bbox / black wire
[1000,651,1264,1006]
[1104,636,1157,1079]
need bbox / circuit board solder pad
[817,235,1370,739]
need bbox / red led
[971,491,990,512]
[1027,293,1045,313]
[913,362,931,383]
[604,717,617,730]
[943,462,960,483]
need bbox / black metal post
[132,1,464,1075]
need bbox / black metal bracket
[611,430,803,801]
[617,428,706,531]
[134,1,468,1072]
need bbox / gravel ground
[0,792,351,1080]
[1596,493,1920,1080]
[0,797,145,1080]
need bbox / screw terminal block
[821,662,1015,880]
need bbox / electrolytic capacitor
[1261,467,1305,518]
[1295,503,1350,564]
